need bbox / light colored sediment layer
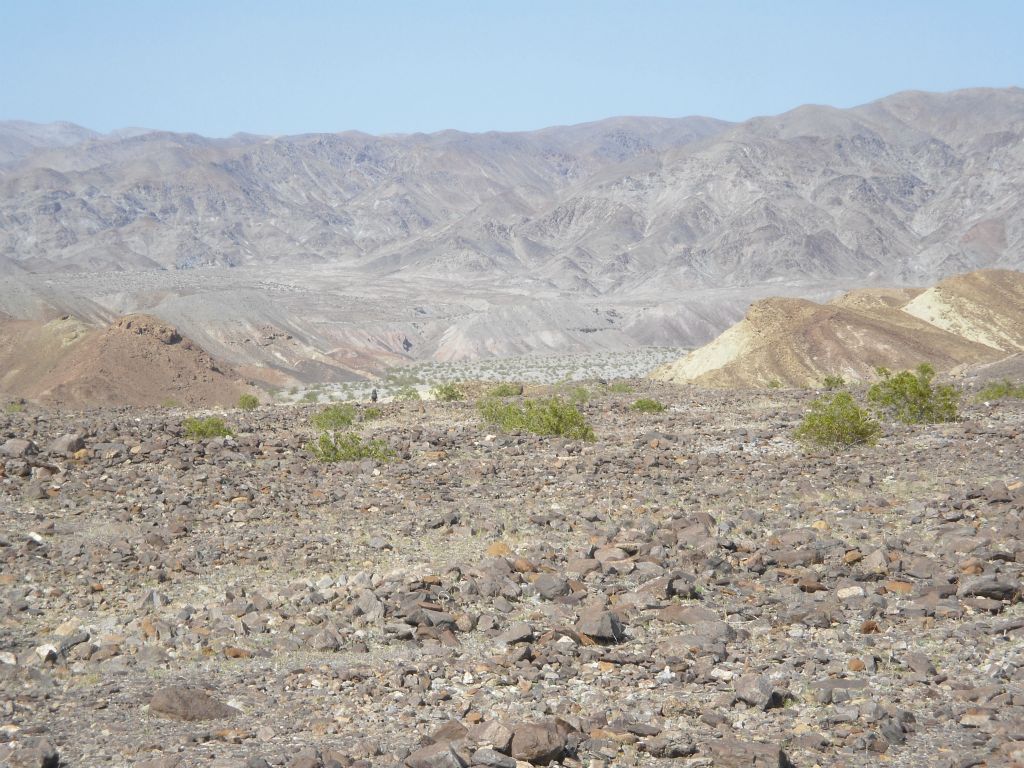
[903,269,1024,353]
[653,269,1024,387]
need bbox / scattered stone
[706,738,795,768]
[8,738,59,768]
[957,575,1020,601]
[734,674,785,710]
[575,608,624,643]
[405,742,466,768]
[148,686,240,721]
[510,720,567,765]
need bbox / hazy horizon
[2,1,1022,138]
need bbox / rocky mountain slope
[2,88,1023,289]
[1,384,1022,767]
[0,313,248,407]
[653,269,1024,387]
[2,88,1023,383]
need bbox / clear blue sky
[2,1,1021,136]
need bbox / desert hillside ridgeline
[0,312,249,408]
[652,268,1024,388]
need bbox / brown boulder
[149,686,239,721]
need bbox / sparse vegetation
[182,416,232,440]
[310,403,356,431]
[822,374,846,390]
[478,396,596,441]
[486,382,524,397]
[394,386,422,401]
[4,401,25,414]
[868,363,959,424]
[630,397,666,413]
[768,379,782,389]
[301,391,320,403]
[568,386,590,404]
[431,382,465,402]
[976,378,1024,402]
[237,393,259,410]
[606,381,634,394]
[793,391,881,450]
[307,431,395,463]
[363,406,382,421]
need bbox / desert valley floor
[1,381,1022,768]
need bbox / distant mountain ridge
[2,87,1022,290]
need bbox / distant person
[370,388,378,403]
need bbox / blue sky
[2,1,1021,136]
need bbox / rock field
[1,383,1022,767]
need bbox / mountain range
[1,87,1022,384]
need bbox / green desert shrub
[301,391,320,403]
[431,382,465,402]
[822,375,846,391]
[867,364,959,424]
[568,386,590,404]
[976,379,1024,402]
[307,431,395,463]
[183,416,232,440]
[767,379,782,389]
[5,401,25,414]
[606,381,634,394]
[487,382,524,397]
[363,406,382,421]
[479,396,596,441]
[394,386,422,401]
[237,393,259,410]
[310,403,357,431]
[793,392,881,450]
[630,398,666,413]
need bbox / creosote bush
[793,392,880,450]
[867,363,959,424]
[630,398,666,413]
[822,375,846,391]
[363,407,382,421]
[568,386,590,404]
[183,416,232,440]
[976,379,1024,402]
[486,382,524,397]
[394,386,422,401]
[606,381,634,394]
[478,396,595,441]
[310,404,356,431]
[431,382,465,402]
[307,431,395,463]
[238,393,259,410]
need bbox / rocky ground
[1,383,1022,768]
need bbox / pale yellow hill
[652,269,1024,388]
[902,269,1024,353]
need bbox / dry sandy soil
[1,381,1022,768]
